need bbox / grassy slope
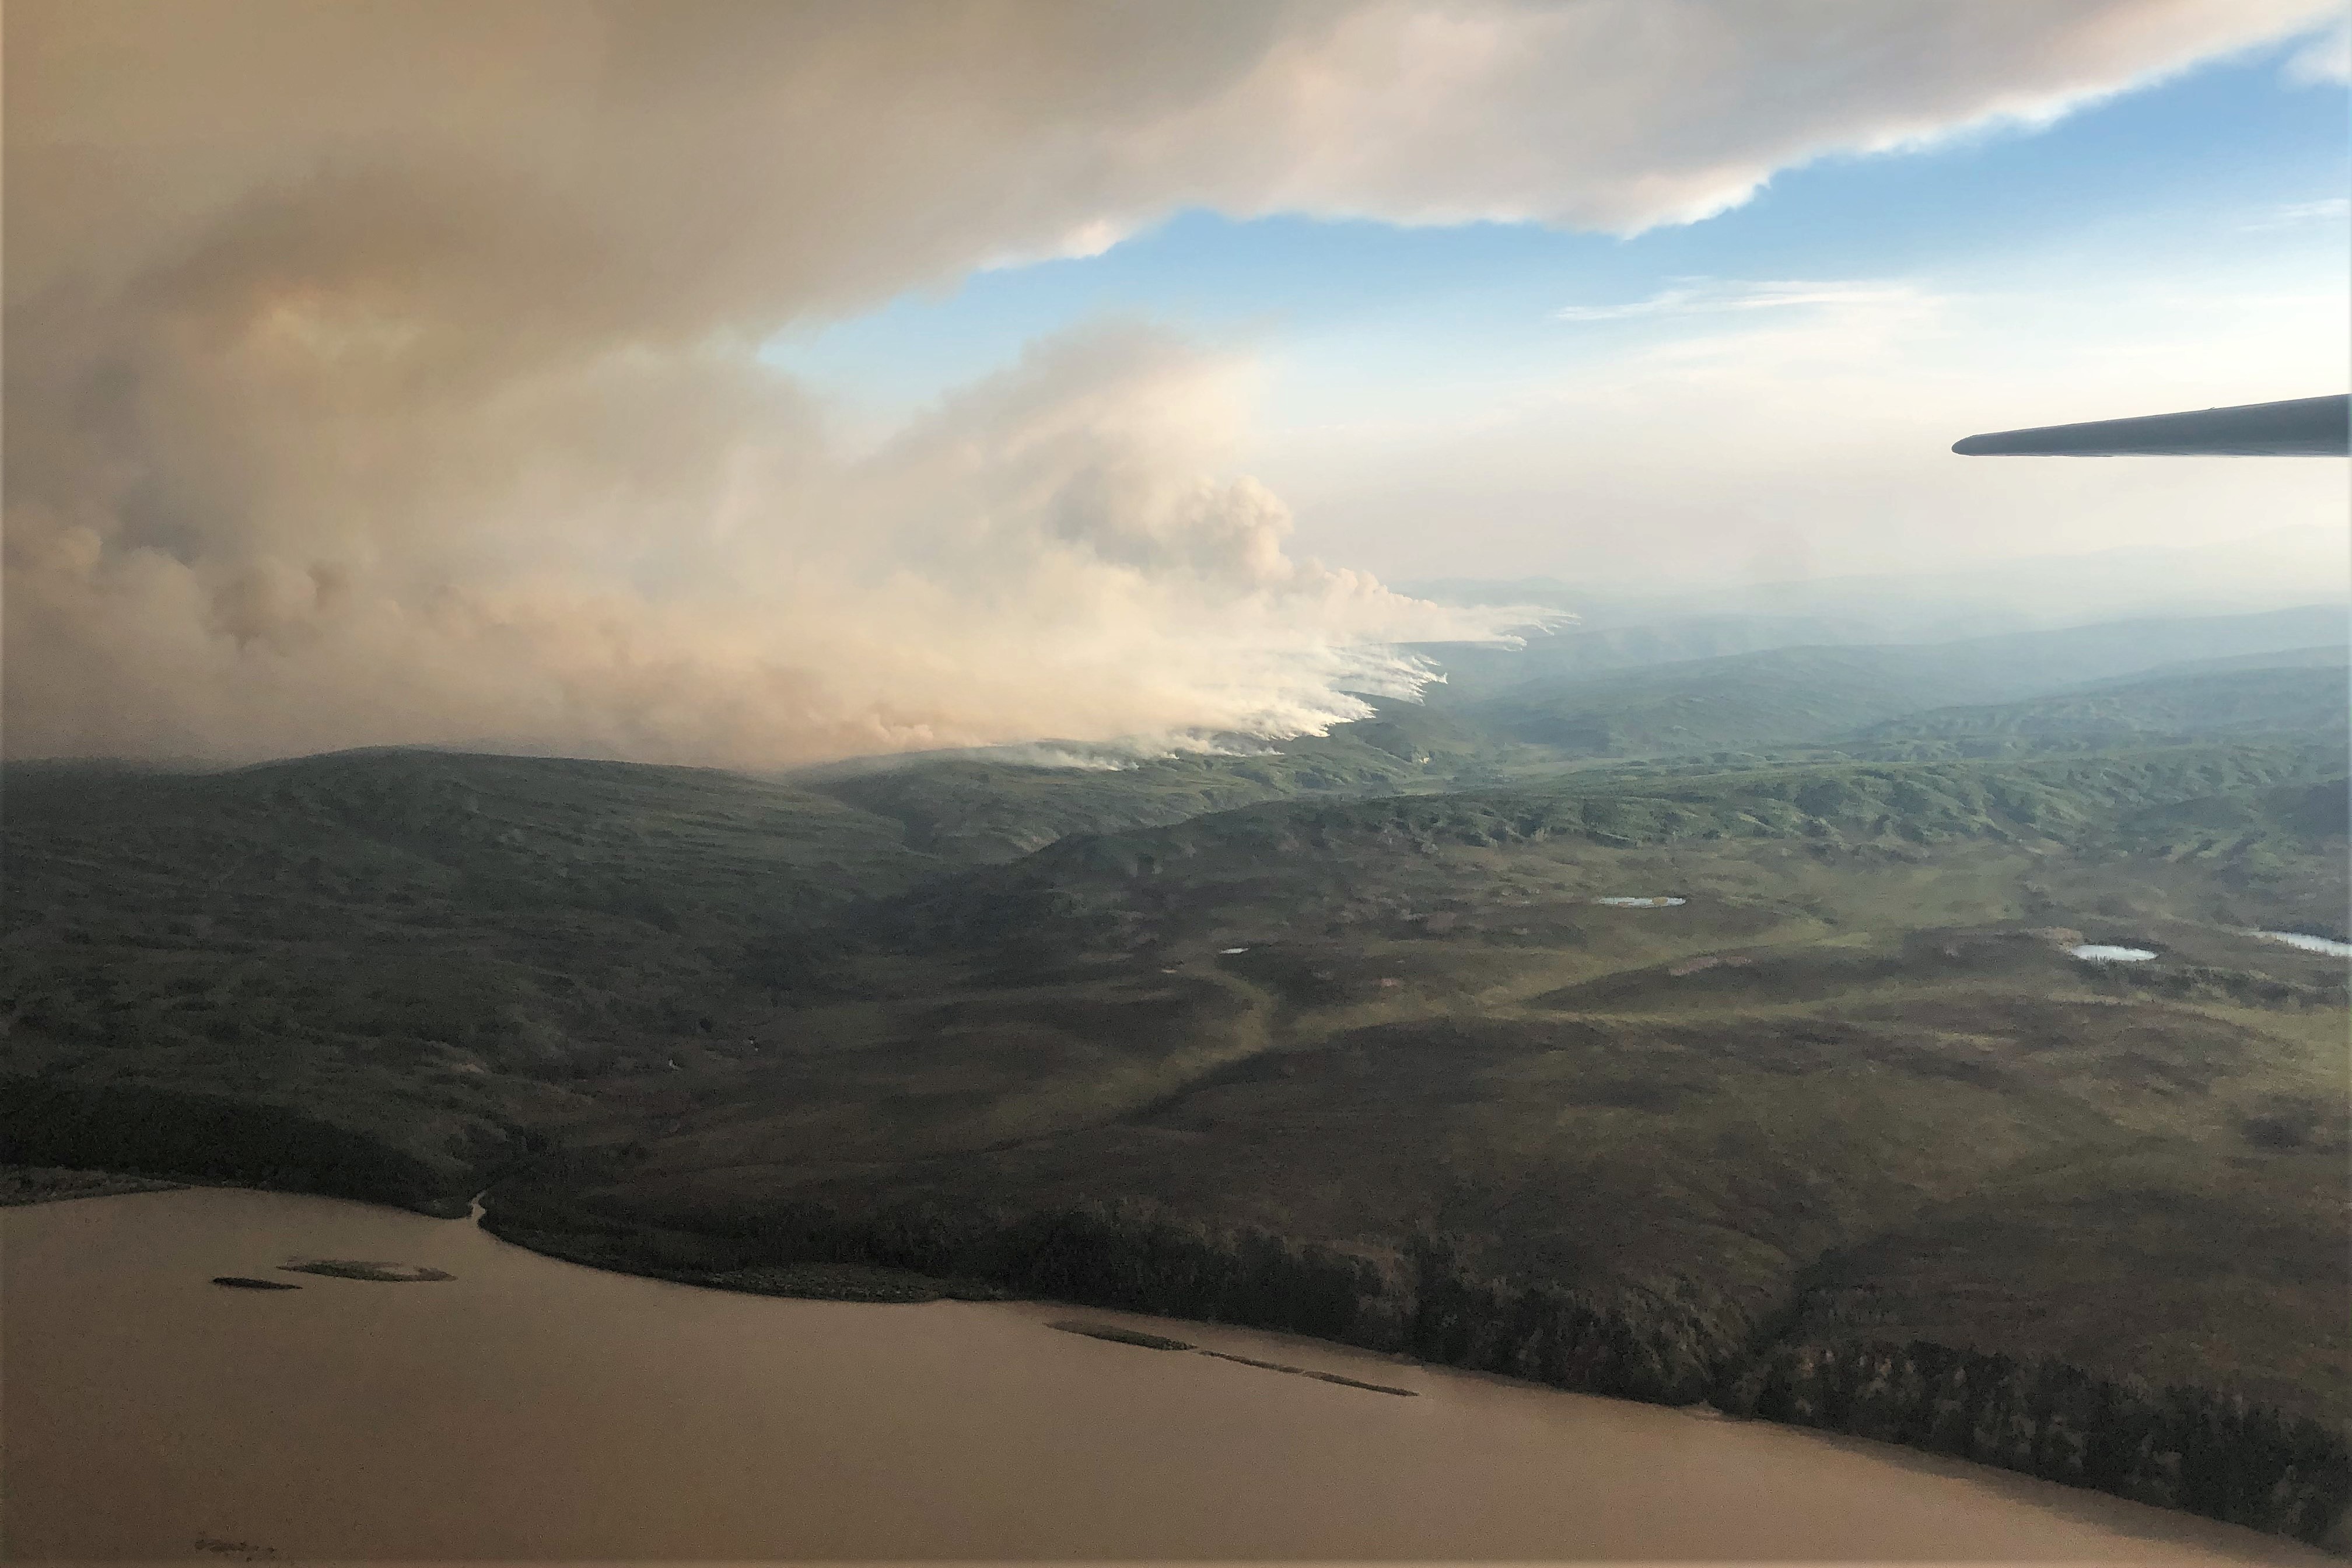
[0,750,949,1201]
[795,704,1517,862]
[1458,645,1996,755]
[1854,664,2348,751]
[525,743,2347,1432]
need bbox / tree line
[0,1076,481,1216]
[1721,1338,2348,1545]
[483,1184,2350,1548]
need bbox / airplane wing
[1952,394,2348,456]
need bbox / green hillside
[797,704,1510,862]
[1855,663,2348,752]
[0,750,949,1206]
[1458,645,1980,756]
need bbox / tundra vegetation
[5,606,2347,1546]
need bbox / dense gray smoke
[7,0,2330,765]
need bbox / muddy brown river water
[2,1187,2329,1562]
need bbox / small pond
[1595,896,1686,908]
[2069,944,2157,963]
[2252,930,2352,959]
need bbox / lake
[2,1187,2329,1562]
[2253,929,2352,959]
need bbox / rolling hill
[1412,603,2346,706]
[1854,663,2348,752]
[1448,622,2346,763]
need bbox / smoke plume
[7,0,2330,764]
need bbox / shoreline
[0,1165,190,1207]
[20,1184,2342,1566]
[484,1213,1012,1304]
[470,1190,2352,1557]
[20,1171,2347,1555]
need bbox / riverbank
[477,1185,2352,1553]
[18,1157,2344,1552]
[10,1184,2336,1564]
[485,1210,1009,1303]
[0,1077,501,1219]
[0,1164,187,1206]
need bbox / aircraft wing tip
[1952,394,2347,457]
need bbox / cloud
[8,0,2336,764]
[1555,279,1927,323]
[2285,19,2351,83]
[1259,272,2349,595]
[2239,197,2352,230]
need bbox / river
[2,1187,2329,1562]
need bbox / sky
[7,1,2348,767]
[768,26,2352,589]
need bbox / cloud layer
[8,0,2336,764]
